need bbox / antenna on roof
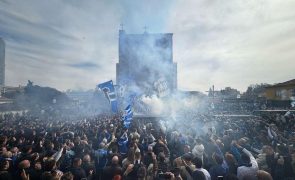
[143,26,148,33]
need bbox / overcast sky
[0,0,294,93]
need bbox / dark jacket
[0,171,13,180]
[209,165,227,180]
[71,167,87,180]
[102,164,122,180]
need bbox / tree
[244,83,270,98]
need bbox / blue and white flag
[97,80,118,113]
[122,104,133,128]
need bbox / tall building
[116,30,177,96]
[0,38,5,86]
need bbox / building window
[275,90,281,97]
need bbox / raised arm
[241,148,258,170]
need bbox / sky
[0,0,294,93]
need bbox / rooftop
[265,79,295,88]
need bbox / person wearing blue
[94,136,115,180]
[209,138,228,180]
[118,130,129,157]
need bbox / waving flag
[122,104,133,128]
[97,80,118,113]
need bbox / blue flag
[98,80,118,113]
[122,104,133,128]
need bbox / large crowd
[1,104,295,180]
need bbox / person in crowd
[225,153,238,175]
[193,157,211,180]
[118,130,129,156]
[70,158,87,180]
[257,170,273,180]
[235,143,258,180]
[0,159,12,180]
[122,149,135,170]
[158,152,170,174]
[82,154,96,180]
[94,142,109,179]
[0,103,295,180]
[179,153,196,180]
[102,155,122,179]
[192,138,205,163]
[192,170,206,180]
[61,172,74,180]
[209,153,227,180]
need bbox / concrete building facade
[116,30,177,96]
[0,38,5,86]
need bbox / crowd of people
[0,105,295,180]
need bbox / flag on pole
[97,80,118,113]
[122,104,133,128]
